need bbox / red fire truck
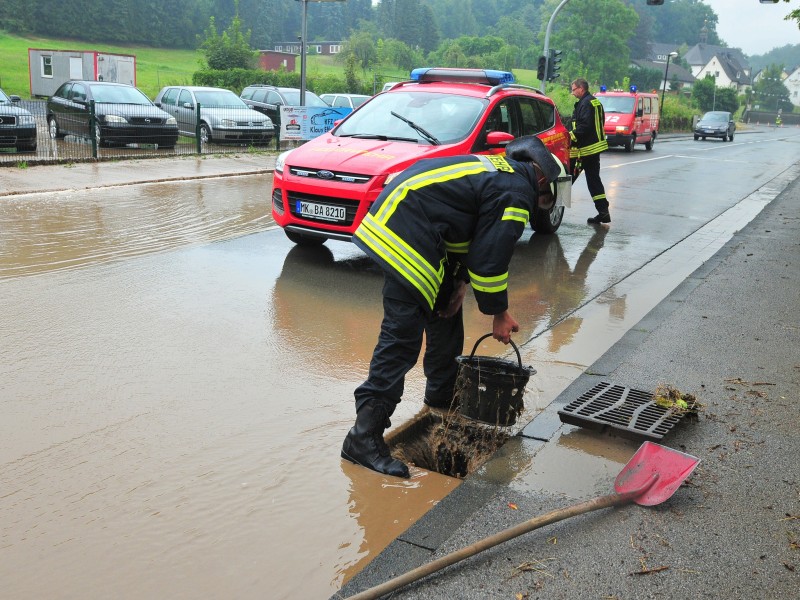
[595,85,660,152]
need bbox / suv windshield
[597,96,634,113]
[279,90,327,107]
[335,91,485,145]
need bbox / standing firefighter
[341,136,561,478]
[570,78,611,224]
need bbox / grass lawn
[0,32,200,99]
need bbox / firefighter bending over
[341,136,560,478]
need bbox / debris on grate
[557,382,700,441]
[388,409,509,478]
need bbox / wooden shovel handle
[343,479,655,600]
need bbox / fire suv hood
[286,134,450,175]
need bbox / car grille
[289,166,371,184]
[286,191,359,226]
[128,116,165,125]
[0,116,17,126]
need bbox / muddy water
[0,172,625,599]
[2,146,789,598]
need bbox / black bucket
[454,334,536,426]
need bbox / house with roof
[782,65,800,107]
[684,43,752,94]
[636,43,695,92]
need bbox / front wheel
[285,230,326,246]
[94,123,107,147]
[48,116,64,139]
[531,204,564,234]
[694,134,699,141]
[625,136,635,152]
[199,123,211,144]
[645,132,655,151]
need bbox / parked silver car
[319,93,370,109]
[154,86,274,144]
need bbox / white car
[320,93,370,109]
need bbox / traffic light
[537,55,547,81]
[547,49,562,81]
[646,1,664,5]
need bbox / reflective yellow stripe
[502,206,529,224]
[374,161,488,223]
[468,269,508,293]
[445,240,470,253]
[356,219,442,309]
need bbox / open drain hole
[387,411,510,478]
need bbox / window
[42,55,53,78]
[70,83,87,103]
[161,88,178,106]
[643,97,651,114]
[178,89,193,107]
[518,98,555,136]
[330,45,341,54]
[333,96,349,108]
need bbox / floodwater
[1,130,797,599]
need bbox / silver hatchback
[154,86,274,144]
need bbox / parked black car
[47,81,178,148]
[239,85,327,123]
[694,111,735,142]
[0,88,37,152]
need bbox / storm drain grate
[558,381,686,441]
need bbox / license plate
[296,200,346,222]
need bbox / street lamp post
[660,51,678,119]
[297,0,346,106]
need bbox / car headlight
[18,115,36,125]
[615,126,629,133]
[165,116,177,125]
[384,171,404,187]
[220,119,237,127]
[103,114,128,124]
[275,149,293,174]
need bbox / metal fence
[0,100,281,166]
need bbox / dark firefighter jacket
[353,154,538,316]
[569,92,608,158]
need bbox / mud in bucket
[454,334,536,426]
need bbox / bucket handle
[469,333,524,374]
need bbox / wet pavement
[1,128,798,599]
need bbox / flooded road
[1,129,798,598]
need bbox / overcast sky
[700,0,799,55]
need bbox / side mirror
[9,95,21,103]
[182,102,194,110]
[486,131,515,148]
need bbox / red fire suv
[271,68,572,246]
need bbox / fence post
[196,102,202,154]
[90,100,98,159]
[274,109,281,152]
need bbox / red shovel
[344,441,700,600]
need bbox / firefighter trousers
[354,273,464,413]
[571,152,608,213]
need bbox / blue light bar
[630,84,638,92]
[599,85,607,92]
[410,68,515,86]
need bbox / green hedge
[192,68,360,96]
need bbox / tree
[543,0,638,86]
[692,74,738,113]
[778,0,800,30]
[752,64,792,112]
[198,7,257,70]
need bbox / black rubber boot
[341,403,410,478]
[587,212,611,224]
[588,200,611,224]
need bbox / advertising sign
[280,106,353,140]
